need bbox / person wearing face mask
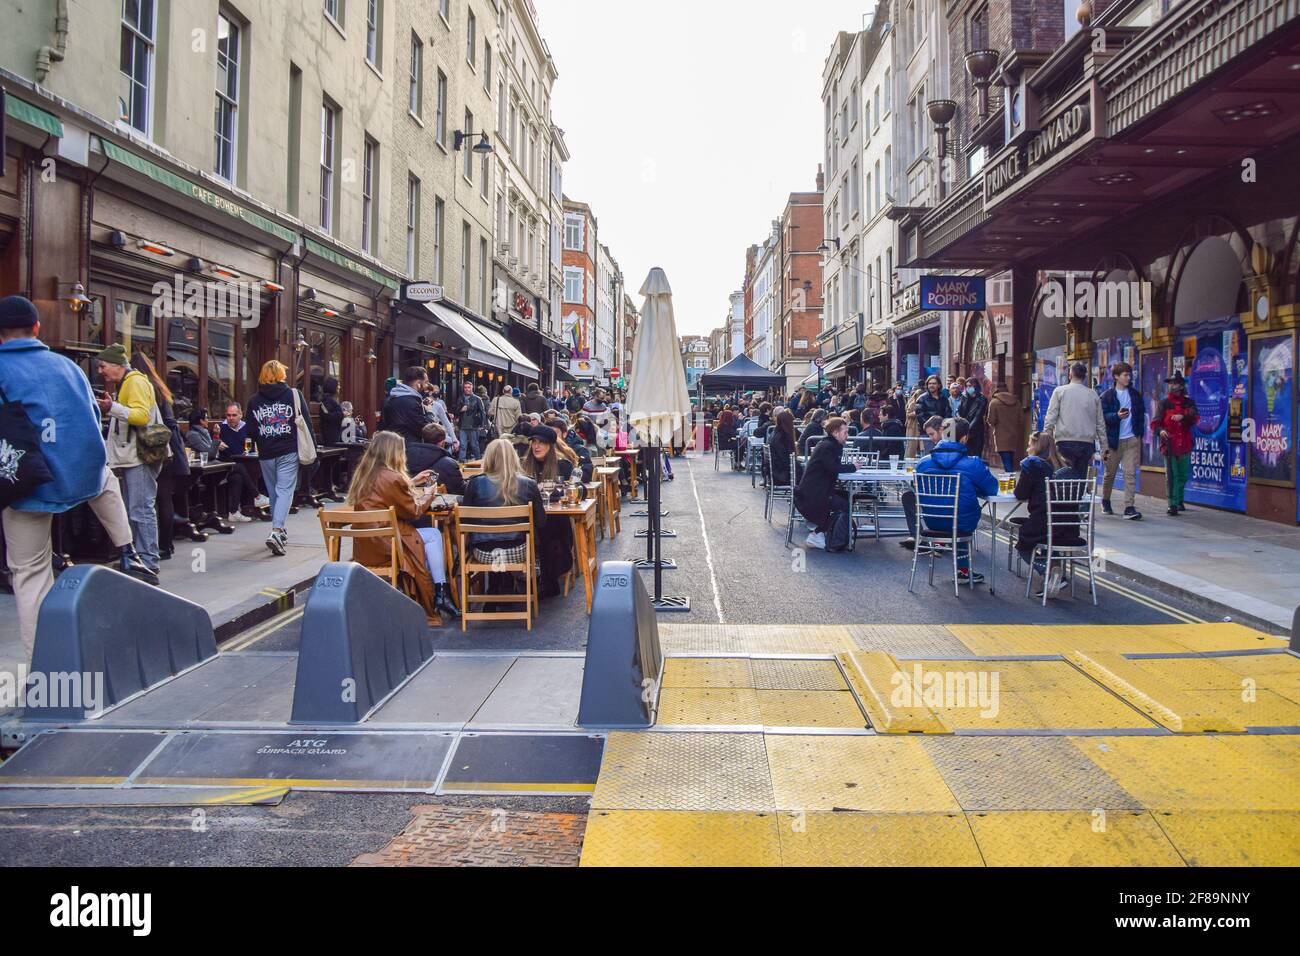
[958,379,989,462]
[946,378,965,416]
[1154,371,1199,516]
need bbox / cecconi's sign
[983,99,1091,207]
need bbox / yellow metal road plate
[656,688,761,725]
[946,623,1283,658]
[1119,655,1300,728]
[750,659,847,691]
[764,735,960,813]
[779,812,983,867]
[591,732,774,811]
[967,811,1185,866]
[660,658,754,689]
[1151,811,1300,866]
[755,690,867,729]
[1070,735,1300,811]
[658,624,855,656]
[848,624,972,658]
[838,651,949,733]
[580,810,781,867]
[1069,651,1246,733]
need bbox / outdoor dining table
[187,460,235,535]
[594,465,623,537]
[612,449,639,499]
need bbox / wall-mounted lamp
[108,230,128,249]
[366,349,377,365]
[59,281,91,313]
[453,130,495,154]
[295,331,309,352]
[137,238,176,257]
[444,361,454,373]
[927,99,957,161]
[262,280,286,294]
[816,238,841,258]
[211,264,242,281]
[319,308,339,319]
[964,51,1000,118]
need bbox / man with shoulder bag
[95,343,168,578]
[0,298,156,658]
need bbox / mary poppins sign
[920,275,986,311]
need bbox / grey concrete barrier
[27,565,216,719]
[577,561,664,728]
[290,563,433,724]
[1292,604,1299,652]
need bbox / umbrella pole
[649,436,689,613]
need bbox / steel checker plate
[658,624,857,656]
[849,624,973,658]
[580,810,781,867]
[947,624,1283,658]
[660,658,755,689]
[764,735,959,813]
[656,688,761,725]
[1152,811,1300,866]
[1070,735,1300,811]
[591,732,774,811]
[756,690,867,729]
[923,736,1143,811]
[779,812,984,866]
[750,659,848,691]
[0,730,167,786]
[967,811,1185,866]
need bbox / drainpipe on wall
[35,0,70,83]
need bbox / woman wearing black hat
[1154,371,1199,516]
[519,426,575,597]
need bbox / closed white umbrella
[626,268,691,448]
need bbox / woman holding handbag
[246,360,315,556]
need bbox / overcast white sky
[539,0,875,336]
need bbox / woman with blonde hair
[345,430,456,624]
[462,438,558,596]
[245,359,315,556]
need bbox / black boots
[119,545,159,586]
[433,583,460,620]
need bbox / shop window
[165,315,201,418]
[207,320,237,416]
[114,300,157,367]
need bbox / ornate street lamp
[964,49,1000,118]
[927,99,957,160]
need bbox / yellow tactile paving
[837,651,950,733]
[779,812,984,866]
[1117,656,1300,728]
[580,810,782,867]
[660,658,755,689]
[750,659,848,691]
[656,687,761,725]
[1068,651,1246,733]
[1151,811,1300,866]
[966,811,1185,866]
[946,623,1284,658]
[591,732,773,812]
[1211,653,1300,704]
[755,690,867,728]
[764,735,960,813]
[1069,735,1300,811]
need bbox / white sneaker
[804,532,826,550]
[254,495,270,508]
[228,511,252,523]
[1047,572,1068,597]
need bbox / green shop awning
[5,93,64,138]
[303,237,399,291]
[97,138,297,245]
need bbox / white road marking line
[686,457,725,624]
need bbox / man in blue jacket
[1098,361,1144,520]
[0,296,155,655]
[898,416,999,584]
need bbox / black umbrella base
[651,596,691,613]
[635,529,677,538]
[633,559,677,571]
[629,510,668,518]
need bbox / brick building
[777,168,825,392]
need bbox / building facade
[778,170,825,392]
[560,197,598,382]
[680,335,710,391]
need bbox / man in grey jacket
[1043,362,1110,474]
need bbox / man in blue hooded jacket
[898,416,999,584]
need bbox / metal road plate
[1211,654,1300,704]
[656,688,761,725]
[756,690,867,729]
[1151,810,1300,866]
[1181,688,1300,729]
[468,657,583,729]
[660,624,856,656]
[1069,735,1300,811]
[132,731,455,791]
[1159,623,1287,653]
[0,786,287,808]
[658,625,746,656]
[764,735,960,813]
[779,812,983,867]
[591,732,774,811]
[96,654,292,725]
[0,730,167,786]
[193,663,297,724]
[372,656,515,725]
[750,659,847,691]
[923,736,1143,811]
[836,651,947,733]
[849,624,972,658]
[1069,651,1245,733]
[660,658,755,689]
[946,625,1184,657]
[438,734,604,795]
[1122,657,1300,727]
[966,810,1185,866]
[580,810,782,867]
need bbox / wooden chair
[318,507,401,587]
[454,505,539,632]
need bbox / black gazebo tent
[699,354,786,393]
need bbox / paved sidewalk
[1089,494,1299,634]
[0,506,327,677]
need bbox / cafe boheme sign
[982,97,1092,208]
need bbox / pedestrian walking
[0,297,156,654]
[489,383,522,435]
[246,359,313,556]
[1154,371,1198,516]
[1042,362,1109,475]
[1099,362,1145,519]
[985,382,1021,473]
[456,380,487,461]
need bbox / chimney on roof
[815,164,824,192]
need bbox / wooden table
[613,449,639,499]
[545,497,599,612]
[595,465,622,538]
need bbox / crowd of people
[707,360,1201,592]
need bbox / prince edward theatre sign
[982,94,1094,209]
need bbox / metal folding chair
[765,448,796,523]
[1026,477,1098,606]
[908,473,976,597]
